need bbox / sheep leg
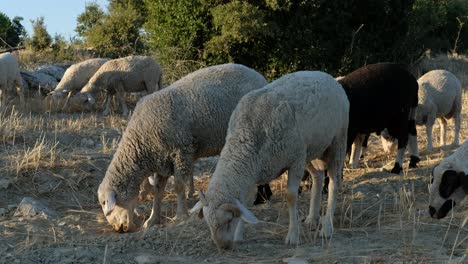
[173,151,193,221]
[349,134,363,169]
[102,95,112,116]
[425,123,434,152]
[117,91,129,117]
[187,176,195,198]
[360,134,369,159]
[143,175,167,229]
[304,164,323,229]
[408,108,420,168]
[439,118,447,147]
[285,160,304,245]
[452,111,460,147]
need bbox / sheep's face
[203,203,242,249]
[380,129,397,153]
[98,183,142,232]
[191,194,258,250]
[428,163,468,219]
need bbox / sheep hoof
[390,163,402,174]
[409,156,420,168]
[304,215,319,230]
[285,230,300,246]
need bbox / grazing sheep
[75,56,163,116]
[49,58,109,102]
[429,140,468,219]
[191,71,349,248]
[340,63,420,173]
[416,70,462,151]
[0,53,24,107]
[380,70,462,155]
[97,63,268,233]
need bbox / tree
[143,0,211,61]
[78,0,146,57]
[76,1,105,37]
[30,17,52,51]
[6,16,27,47]
[0,12,11,47]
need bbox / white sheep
[75,55,163,116]
[97,63,268,233]
[429,140,468,219]
[0,52,24,107]
[191,71,349,248]
[49,58,109,103]
[415,70,462,152]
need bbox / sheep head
[97,182,141,233]
[190,191,258,249]
[428,162,468,219]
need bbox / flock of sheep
[0,52,466,250]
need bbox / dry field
[1,56,468,264]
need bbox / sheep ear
[189,201,204,219]
[104,191,116,216]
[459,172,468,194]
[235,199,258,224]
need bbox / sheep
[428,140,468,219]
[256,63,421,205]
[97,63,268,233]
[410,70,461,152]
[49,58,109,103]
[190,71,349,248]
[340,63,420,173]
[0,52,24,107]
[75,55,163,116]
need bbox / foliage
[75,1,105,37]
[29,17,52,51]
[143,0,211,63]
[78,0,146,57]
[0,13,26,48]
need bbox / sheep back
[417,70,462,119]
[338,63,418,148]
[104,63,267,201]
[81,56,162,95]
[53,58,109,95]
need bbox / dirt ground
[0,92,468,264]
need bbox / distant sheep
[49,58,109,102]
[191,71,349,248]
[340,63,420,173]
[97,63,268,233]
[429,140,468,219]
[0,53,24,107]
[414,70,462,152]
[75,56,163,116]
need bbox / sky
[1,0,108,40]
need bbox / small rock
[14,197,55,219]
[0,178,10,189]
